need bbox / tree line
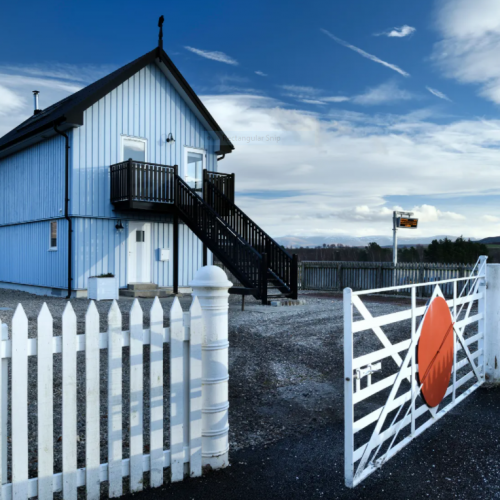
[288,237,489,264]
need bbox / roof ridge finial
[158,15,164,51]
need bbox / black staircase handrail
[204,170,235,202]
[174,175,264,292]
[203,177,297,295]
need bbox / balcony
[110,160,236,212]
[110,160,178,212]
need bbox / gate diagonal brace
[352,297,407,373]
[354,339,416,479]
[454,326,483,382]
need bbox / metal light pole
[392,210,415,266]
[392,211,398,266]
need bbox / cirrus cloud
[184,46,238,65]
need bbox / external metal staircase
[110,160,299,304]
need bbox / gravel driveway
[0,287,483,497]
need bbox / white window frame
[49,220,58,251]
[120,135,148,162]
[183,146,207,182]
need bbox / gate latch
[354,362,382,392]
[355,362,382,380]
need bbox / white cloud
[255,71,267,77]
[432,0,500,103]
[376,25,416,38]
[280,85,320,96]
[0,84,25,116]
[337,204,465,223]
[411,204,466,222]
[482,215,500,223]
[321,29,410,77]
[299,99,327,105]
[0,63,115,84]
[426,86,451,102]
[184,46,238,65]
[323,96,350,103]
[201,93,500,238]
[280,81,413,106]
[353,81,414,105]
[0,63,111,137]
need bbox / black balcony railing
[110,160,178,205]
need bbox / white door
[184,147,206,193]
[128,222,152,283]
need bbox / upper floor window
[122,136,147,162]
[49,221,57,250]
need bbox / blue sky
[1,0,500,240]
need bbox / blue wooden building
[0,22,298,303]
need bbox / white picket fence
[0,294,213,500]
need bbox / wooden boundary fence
[301,261,475,297]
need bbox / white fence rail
[0,265,232,500]
[344,256,487,487]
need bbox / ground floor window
[49,221,57,250]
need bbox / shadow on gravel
[120,387,500,500]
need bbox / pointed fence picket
[0,295,215,500]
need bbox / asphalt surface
[120,386,500,500]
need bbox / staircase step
[127,283,159,291]
[120,288,171,298]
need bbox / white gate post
[485,263,500,383]
[190,265,232,469]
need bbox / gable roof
[0,47,234,157]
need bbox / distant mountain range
[477,236,500,244]
[275,234,475,248]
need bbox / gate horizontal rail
[344,256,487,487]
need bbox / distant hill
[478,236,500,244]
[275,234,469,248]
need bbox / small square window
[123,137,146,162]
[50,221,57,250]
[136,230,145,243]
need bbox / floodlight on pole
[392,211,418,266]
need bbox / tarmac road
[120,386,500,500]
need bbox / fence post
[485,263,500,383]
[291,254,298,300]
[1,323,7,485]
[418,265,424,298]
[260,253,268,305]
[343,287,354,487]
[190,265,233,469]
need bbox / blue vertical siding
[0,136,65,225]
[0,220,68,288]
[71,214,209,289]
[72,218,127,289]
[71,63,218,219]
[70,61,222,289]
[152,222,205,287]
[72,219,206,290]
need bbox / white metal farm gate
[344,256,487,487]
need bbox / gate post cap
[190,265,233,289]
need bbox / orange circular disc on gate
[417,296,454,408]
